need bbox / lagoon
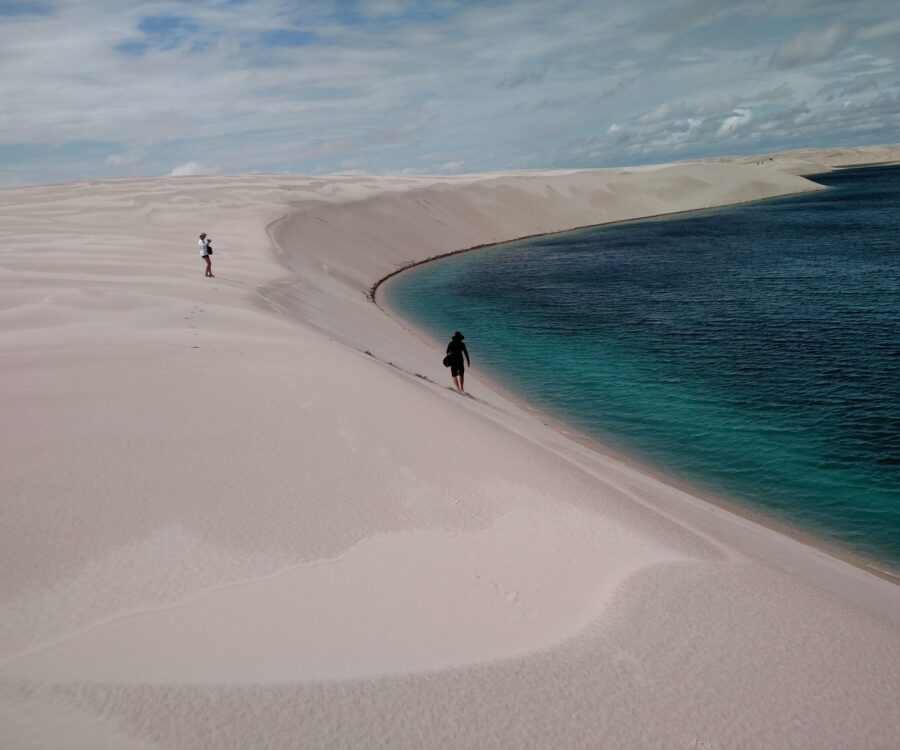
[385,165,900,570]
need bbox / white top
[199,238,210,257]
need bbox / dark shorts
[450,363,464,377]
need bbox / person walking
[446,331,470,392]
[199,232,214,277]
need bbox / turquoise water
[385,165,900,569]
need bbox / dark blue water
[385,165,900,569]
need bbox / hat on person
[199,232,207,238]
[453,331,464,339]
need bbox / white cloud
[818,74,878,101]
[169,161,215,176]
[716,108,753,137]
[340,156,367,170]
[754,82,793,100]
[857,17,900,40]
[770,23,852,70]
[637,96,740,125]
[433,161,465,174]
[0,1,896,185]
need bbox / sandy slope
[1,151,899,748]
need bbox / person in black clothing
[446,331,470,392]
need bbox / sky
[0,0,898,185]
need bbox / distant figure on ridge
[199,232,214,277]
[446,331,470,392]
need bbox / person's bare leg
[459,371,465,391]
[452,375,461,391]
[204,257,214,277]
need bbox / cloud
[434,160,464,173]
[104,153,133,166]
[640,0,719,33]
[605,123,631,145]
[259,29,318,47]
[770,23,852,69]
[817,74,877,101]
[169,161,215,176]
[497,61,551,89]
[601,74,638,98]
[637,95,740,125]
[0,2,53,16]
[754,82,793,101]
[0,0,897,185]
[716,108,752,137]
[857,17,900,41]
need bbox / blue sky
[0,0,898,185]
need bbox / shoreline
[374,213,900,586]
[366,190,825,302]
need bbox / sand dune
[1,149,899,748]
[698,141,900,175]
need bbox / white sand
[1,148,899,748]
[700,141,900,175]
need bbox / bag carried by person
[442,354,453,367]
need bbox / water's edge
[373,187,900,585]
[368,190,827,302]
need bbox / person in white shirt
[199,232,214,277]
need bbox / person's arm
[462,343,470,366]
